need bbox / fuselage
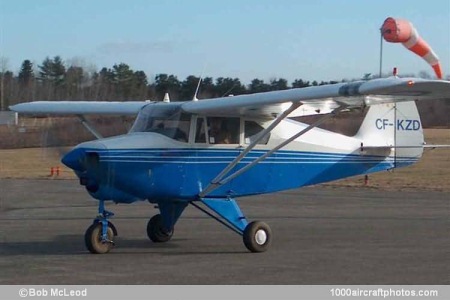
[62,103,420,204]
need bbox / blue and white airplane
[10,76,450,254]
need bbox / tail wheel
[84,222,115,254]
[147,214,173,243]
[243,221,272,253]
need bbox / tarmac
[0,179,448,285]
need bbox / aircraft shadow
[0,235,244,256]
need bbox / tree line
[0,56,342,111]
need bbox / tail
[355,101,424,168]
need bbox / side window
[244,121,269,144]
[130,105,191,142]
[151,113,190,142]
[195,117,207,143]
[174,113,190,142]
[207,117,240,144]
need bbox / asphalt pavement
[0,179,448,284]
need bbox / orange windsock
[381,17,443,79]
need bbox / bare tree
[0,56,9,110]
[418,71,432,79]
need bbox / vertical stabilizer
[355,101,424,164]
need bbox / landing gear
[147,214,173,243]
[191,198,273,253]
[85,200,117,254]
[82,198,272,253]
[85,221,115,254]
[243,221,272,253]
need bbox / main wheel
[84,222,115,254]
[147,214,173,243]
[243,221,272,253]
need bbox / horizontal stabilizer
[423,144,450,149]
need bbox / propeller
[38,114,133,182]
[40,117,71,158]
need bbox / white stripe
[98,149,354,157]
[402,27,419,48]
[101,155,416,162]
[422,51,439,65]
[100,159,417,164]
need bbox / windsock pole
[379,29,384,78]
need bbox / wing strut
[199,104,347,198]
[77,115,103,139]
[199,102,301,198]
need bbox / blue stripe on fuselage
[79,148,417,202]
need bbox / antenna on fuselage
[193,62,208,101]
[193,77,202,101]
[163,92,170,103]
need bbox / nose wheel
[85,200,117,254]
[84,221,116,254]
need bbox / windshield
[130,104,190,142]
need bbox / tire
[243,221,272,253]
[147,214,173,243]
[84,222,114,254]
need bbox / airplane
[9,75,450,254]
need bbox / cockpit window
[130,104,190,142]
[207,117,240,144]
[195,117,207,143]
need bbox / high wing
[8,77,450,117]
[182,77,450,117]
[9,101,148,115]
[8,100,149,139]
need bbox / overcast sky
[1,0,449,83]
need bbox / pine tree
[38,57,53,80]
[52,56,66,86]
[155,74,181,100]
[269,78,288,90]
[180,75,201,100]
[248,79,270,94]
[18,60,35,86]
[112,63,134,99]
[292,79,310,88]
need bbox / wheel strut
[85,200,117,254]
[95,200,116,244]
